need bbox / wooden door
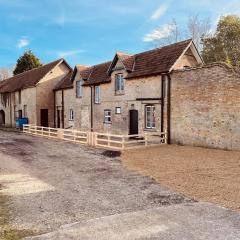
[57,110,61,128]
[40,109,48,127]
[129,110,138,135]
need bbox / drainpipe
[9,93,12,127]
[90,86,93,132]
[53,91,56,128]
[61,90,64,129]
[167,73,171,144]
[160,75,165,133]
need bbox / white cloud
[151,5,168,20]
[56,49,85,58]
[143,25,174,42]
[17,37,30,48]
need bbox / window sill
[115,92,125,96]
[69,120,74,122]
[103,122,112,125]
[144,128,157,132]
[94,102,101,105]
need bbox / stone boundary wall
[171,63,240,151]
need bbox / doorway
[40,109,48,127]
[129,109,138,135]
[57,109,61,128]
[0,110,5,125]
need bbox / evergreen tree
[202,15,240,67]
[13,51,42,75]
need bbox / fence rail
[23,124,166,150]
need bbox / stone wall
[37,62,70,127]
[171,63,240,150]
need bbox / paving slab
[26,202,240,240]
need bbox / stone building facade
[0,59,71,127]
[54,39,203,135]
[170,63,240,150]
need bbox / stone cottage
[54,39,203,135]
[54,39,240,151]
[0,59,71,127]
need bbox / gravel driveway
[0,130,240,239]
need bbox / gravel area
[0,131,194,238]
[122,144,240,211]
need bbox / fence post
[122,136,125,150]
[108,134,110,147]
[95,133,98,146]
[145,133,148,146]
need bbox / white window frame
[145,105,156,129]
[115,107,121,114]
[69,109,74,121]
[94,86,101,104]
[76,80,83,98]
[115,73,124,93]
[104,109,112,124]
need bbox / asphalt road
[0,130,239,239]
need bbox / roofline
[107,53,128,75]
[53,86,73,92]
[169,39,192,72]
[35,59,72,87]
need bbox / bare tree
[188,14,211,51]
[151,19,183,48]
[0,67,12,81]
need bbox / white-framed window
[104,110,112,124]
[69,109,74,121]
[115,73,124,92]
[115,107,121,114]
[94,86,101,104]
[145,105,156,129]
[23,105,27,117]
[76,80,83,98]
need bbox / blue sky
[0,0,240,68]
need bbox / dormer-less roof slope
[53,70,73,91]
[83,61,112,86]
[126,39,193,79]
[0,59,70,93]
[82,39,197,86]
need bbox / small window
[69,109,74,121]
[115,73,124,93]
[104,110,112,124]
[115,107,121,114]
[23,105,27,117]
[145,105,156,129]
[94,86,101,104]
[76,80,83,98]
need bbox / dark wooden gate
[0,110,5,125]
[40,109,48,127]
[129,109,138,135]
[57,110,61,128]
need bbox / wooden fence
[23,124,166,150]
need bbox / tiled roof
[53,70,73,91]
[0,59,65,93]
[83,62,112,86]
[81,39,193,86]
[126,39,192,79]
